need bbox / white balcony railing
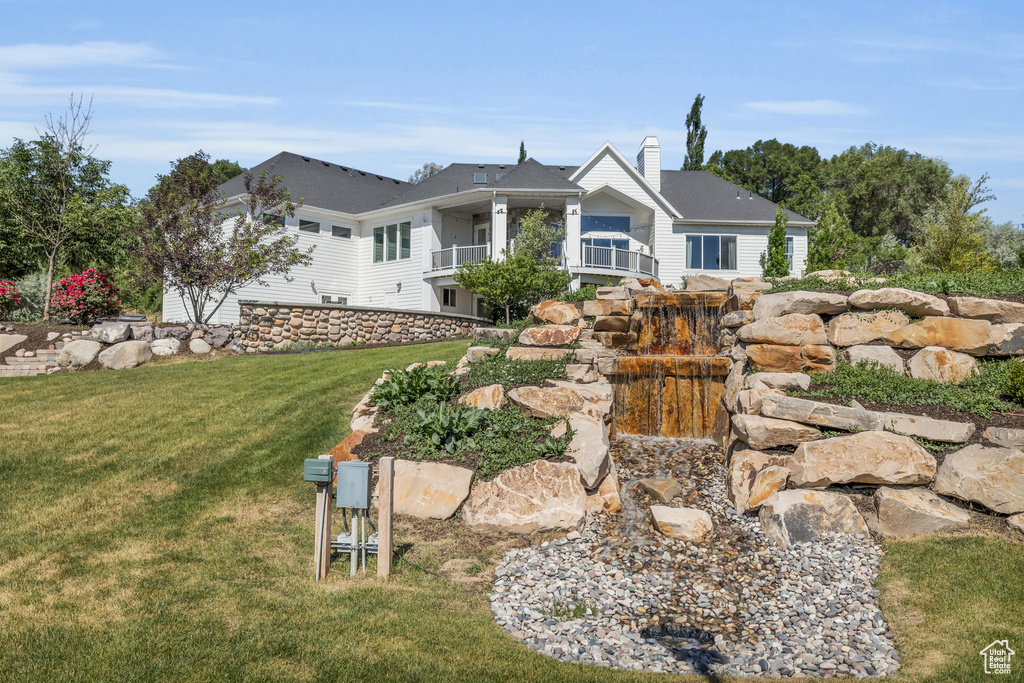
[430,244,491,271]
[581,245,659,277]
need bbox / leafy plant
[767,270,1024,298]
[1003,361,1024,402]
[406,403,488,454]
[462,351,571,390]
[0,280,22,319]
[559,284,598,303]
[760,207,790,277]
[371,364,461,411]
[48,268,122,324]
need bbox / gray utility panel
[336,461,373,508]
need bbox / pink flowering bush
[49,269,122,324]
[0,280,21,319]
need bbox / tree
[979,218,1024,270]
[135,151,315,323]
[914,174,995,273]
[455,207,570,323]
[0,95,135,319]
[518,141,527,165]
[706,139,822,205]
[760,207,790,277]
[683,94,707,170]
[408,162,443,184]
[210,159,246,185]
[807,200,856,272]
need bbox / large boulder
[731,414,820,450]
[565,411,610,488]
[156,325,190,341]
[730,385,784,415]
[886,317,992,356]
[1009,514,1024,536]
[727,449,793,513]
[462,460,586,533]
[827,310,909,346]
[745,372,811,392]
[459,384,505,410]
[98,340,153,370]
[57,339,102,368]
[737,313,827,346]
[789,432,936,487]
[582,299,630,316]
[530,300,580,325]
[685,274,730,291]
[91,322,131,344]
[518,325,581,347]
[908,346,978,383]
[547,379,612,417]
[466,346,500,362]
[189,338,212,354]
[722,310,754,328]
[508,385,585,418]
[744,344,836,373]
[949,296,1024,323]
[383,460,474,520]
[149,338,181,356]
[982,426,1024,449]
[0,334,27,355]
[205,326,232,348]
[873,487,970,538]
[933,444,1024,514]
[650,506,714,541]
[592,315,629,332]
[638,478,682,504]
[846,345,905,374]
[849,288,949,316]
[130,325,154,343]
[752,291,850,320]
[747,466,791,512]
[880,412,975,443]
[506,346,569,361]
[760,394,884,432]
[986,323,1024,356]
[759,490,869,546]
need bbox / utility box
[303,458,334,484]
[336,461,373,508]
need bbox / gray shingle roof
[659,170,812,224]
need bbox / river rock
[873,487,970,538]
[727,449,793,513]
[827,310,909,346]
[149,338,181,356]
[986,323,1024,356]
[530,300,580,325]
[789,432,935,487]
[91,322,131,344]
[745,372,811,392]
[982,426,1024,449]
[650,505,714,541]
[519,325,581,347]
[731,414,821,450]
[189,338,212,354]
[759,490,869,547]
[57,339,102,367]
[384,460,474,520]
[508,385,585,418]
[462,460,586,533]
[566,411,610,488]
[949,296,1024,323]
[459,383,505,410]
[638,478,682,504]
[846,345,906,374]
[880,412,975,443]
[760,394,884,432]
[581,299,630,316]
[737,313,827,346]
[506,346,570,361]
[98,340,153,370]
[752,291,850,320]
[686,274,730,291]
[907,346,978,383]
[746,466,790,511]
[849,288,950,316]
[933,444,1024,514]
[886,317,991,356]
[466,345,500,362]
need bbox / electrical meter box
[303,458,334,484]
[336,461,373,508]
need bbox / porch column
[565,195,582,270]
[422,208,443,310]
[492,195,508,261]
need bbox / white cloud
[743,100,868,116]
[0,41,165,69]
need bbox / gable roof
[569,142,682,218]
[218,152,409,214]
[660,170,813,224]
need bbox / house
[161,136,812,324]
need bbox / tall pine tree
[518,141,527,164]
[760,207,791,277]
[683,94,707,170]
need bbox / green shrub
[560,284,598,302]
[473,408,571,479]
[767,270,1024,298]
[1004,362,1024,402]
[462,351,571,389]
[407,403,488,454]
[371,364,461,411]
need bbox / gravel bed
[489,436,901,677]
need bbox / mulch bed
[0,322,79,365]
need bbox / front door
[474,224,489,246]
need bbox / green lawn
[0,344,1020,681]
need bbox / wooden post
[377,456,394,578]
[314,483,330,581]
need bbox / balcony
[580,245,659,278]
[429,244,491,272]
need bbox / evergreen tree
[760,207,791,277]
[807,200,856,272]
[915,175,995,273]
[518,141,527,164]
[683,94,707,170]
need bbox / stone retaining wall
[238,301,489,350]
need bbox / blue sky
[1,0,1022,223]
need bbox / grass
[767,270,1024,297]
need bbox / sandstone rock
[582,299,631,316]
[880,412,975,443]
[149,338,181,356]
[986,323,1024,356]
[57,339,101,367]
[731,414,821,450]
[98,340,153,370]
[727,291,762,312]
[547,378,612,412]
[1008,514,1024,536]
[730,279,773,295]
[727,449,793,513]
[722,310,753,328]
[789,432,936,487]
[759,490,869,546]
[596,286,627,300]
[908,346,978,383]
[949,296,1024,323]
[802,344,837,373]
[508,385,585,418]
[91,322,131,344]
[565,363,598,383]
[730,386,784,415]
[586,460,622,513]
[982,426,1024,449]
[845,345,905,374]
[565,411,610,489]
[638,478,682,504]
[327,430,367,464]
[459,384,505,410]
[849,288,950,316]
[592,315,630,332]
[887,317,991,356]
[189,339,212,354]
[650,506,714,541]
[519,325,582,347]
[873,487,970,538]
[806,269,853,282]
[466,345,500,362]
[462,460,586,533]
[530,300,581,325]
[760,394,883,432]
[747,466,790,511]
[752,291,850,320]
[0,334,27,355]
[685,274,730,291]
[826,310,909,346]
[737,313,827,346]
[384,460,474,520]
[745,372,811,392]
[745,344,836,373]
[506,346,570,362]
[933,444,1024,514]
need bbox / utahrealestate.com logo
[980,640,1015,675]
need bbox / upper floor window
[686,234,737,270]
[332,225,352,239]
[373,222,412,263]
[582,215,631,233]
[473,172,487,184]
[298,219,320,233]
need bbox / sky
[1,0,1022,224]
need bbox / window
[685,235,737,270]
[298,219,320,233]
[373,221,412,263]
[581,215,631,233]
[582,237,629,250]
[473,172,487,184]
[785,236,795,269]
[321,294,348,305]
[262,213,284,227]
[332,225,351,238]
[442,288,457,307]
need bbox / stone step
[0,366,48,377]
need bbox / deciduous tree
[210,159,246,185]
[706,139,822,206]
[915,174,995,273]
[408,162,443,184]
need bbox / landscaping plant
[48,268,122,324]
[462,350,571,390]
[0,280,21,319]
[1003,360,1024,402]
[407,403,489,454]
[371,363,461,411]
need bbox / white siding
[354,211,429,310]
[661,224,809,285]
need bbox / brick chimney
[636,136,661,192]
